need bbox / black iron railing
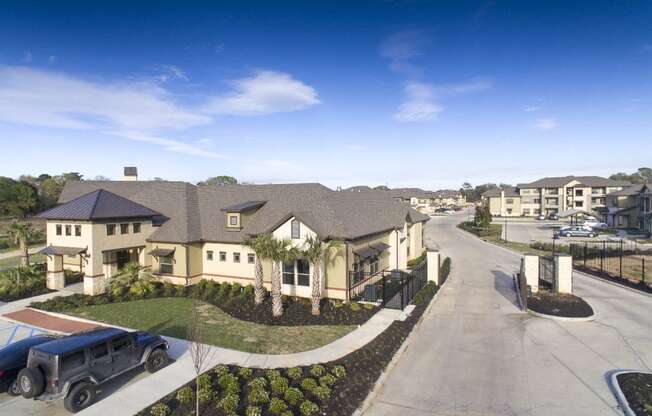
[347,262,428,310]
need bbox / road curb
[573,270,652,298]
[353,271,451,416]
[607,370,651,416]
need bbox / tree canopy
[0,172,83,218]
[609,167,652,184]
[197,176,238,186]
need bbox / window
[283,262,295,284]
[291,220,300,239]
[56,224,62,235]
[106,224,115,236]
[575,189,584,197]
[133,223,141,233]
[233,252,240,263]
[65,225,71,236]
[534,198,541,204]
[92,342,109,360]
[61,350,86,372]
[219,251,227,261]
[159,255,173,274]
[228,215,239,227]
[206,250,214,261]
[283,260,310,286]
[112,335,133,352]
[523,209,530,215]
[74,225,81,236]
[506,208,513,214]
[248,253,255,264]
[506,199,514,204]
[575,201,584,208]
[370,255,379,275]
[120,223,129,234]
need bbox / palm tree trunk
[254,258,265,305]
[271,262,283,317]
[311,265,321,315]
[19,239,28,266]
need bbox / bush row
[0,266,50,302]
[458,221,502,238]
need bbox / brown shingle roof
[518,176,630,188]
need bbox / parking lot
[494,218,617,245]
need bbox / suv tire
[18,368,44,399]
[64,382,96,413]
[7,379,21,396]
[145,348,168,373]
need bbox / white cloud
[113,131,228,159]
[204,70,320,116]
[524,106,541,112]
[195,138,213,145]
[394,82,443,122]
[346,144,364,151]
[380,29,429,77]
[156,65,188,82]
[23,51,33,63]
[534,118,558,130]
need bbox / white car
[584,220,608,229]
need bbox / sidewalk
[0,245,45,260]
[4,304,404,416]
[0,282,83,315]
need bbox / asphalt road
[364,212,652,416]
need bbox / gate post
[554,254,573,294]
[426,249,440,284]
[46,254,65,290]
[522,255,539,293]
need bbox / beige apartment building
[38,169,429,299]
[344,187,466,214]
[482,176,630,218]
[605,183,652,233]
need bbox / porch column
[84,251,106,296]
[522,255,539,293]
[426,249,440,285]
[46,254,65,290]
[554,254,573,294]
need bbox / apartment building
[482,176,630,217]
[38,169,429,298]
[343,186,465,214]
[605,183,652,233]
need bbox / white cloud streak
[534,118,558,130]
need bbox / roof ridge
[88,189,103,219]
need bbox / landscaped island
[616,372,652,416]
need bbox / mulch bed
[217,295,378,327]
[527,291,594,318]
[138,284,438,416]
[616,372,652,416]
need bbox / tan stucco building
[605,183,652,233]
[38,170,430,300]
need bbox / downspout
[395,229,399,270]
[184,244,189,286]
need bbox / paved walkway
[0,246,45,260]
[364,213,652,416]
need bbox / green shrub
[268,397,289,414]
[238,367,253,380]
[218,283,231,298]
[246,406,262,416]
[407,249,426,269]
[214,364,230,377]
[175,284,187,297]
[217,393,239,414]
[413,282,438,305]
[319,374,336,387]
[270,377,289,395]
[248,387,270,405]
[197,373,212,390]
[287,367,303,381]
[280,411,294,416]
[218,373,240,395]
[440,257,451,281]
[300,378,318,392]
[162,282,177,297]
[197,387,215,403]
[176,386,193,405]
[150,403,170,416]
[331,365,346,379]
[349,302,361,312]
[299,400,320,416]
[230,282,242,297]
[248,377,268,390]
[243,284,254,298]
[309,364,325,378]
[283,387,303,405]
[312,385,331,401]
[363,302,374,310]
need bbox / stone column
[426,249,440,284]
[46,254,65,290]
[554,254,573,294]
[84,250,106,296]
[522,255,539,293]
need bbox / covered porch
[39,245,88,290]
[349,242,391,287]
[101,245,146,279]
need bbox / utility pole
[504,215,508,242]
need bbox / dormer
[221,200,266,230]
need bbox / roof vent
[123,167,138,181]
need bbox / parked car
[17,328,169,413]
[537,214,546,220]
[584,219,608,229]
[556,225,597,238]
[547,213,559,220]
[0,335,56,396]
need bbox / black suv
[17,327,169,413]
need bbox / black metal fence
[347,261,428,310]
[567,240,649,290]
[538,256,555,290]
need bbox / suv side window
[92,342,109,360]
[61,350,86,372]
[112,335,133,352]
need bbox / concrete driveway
[364,212,652,416]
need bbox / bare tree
[187,298,215,415]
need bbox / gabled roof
[482,187,519,198]
[607,184,646,197]
[221,200,266,213]
[518,176,630,188]
[39,189,160,221]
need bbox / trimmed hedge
[458,221,502,238]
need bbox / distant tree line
[459,182,513,203]
[609,167,652,184]
[0,172,83,218]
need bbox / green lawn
[68,297,355,354]
[0,253,46,268]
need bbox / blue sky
[1,1,651,189]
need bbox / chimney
[123,167,138,181]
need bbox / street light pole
[504,215,507,242]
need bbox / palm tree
[243,233,274,305]
[269,238,298,317]
[302,236,343,315]
[7,222,39,266]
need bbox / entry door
[116,250,130,270]
[110,334,137,374]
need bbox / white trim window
[291,219,300,239]
[159,255,173,274]
[282,259,310,286]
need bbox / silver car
[557,225,596,238]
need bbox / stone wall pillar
[84,250,106,296]
[522,255,539,293]
[46,255,65,290]
[426,249,440,284]
[554,254,573,294]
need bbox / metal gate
[539,256,555,290]
[347,262,428,310]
